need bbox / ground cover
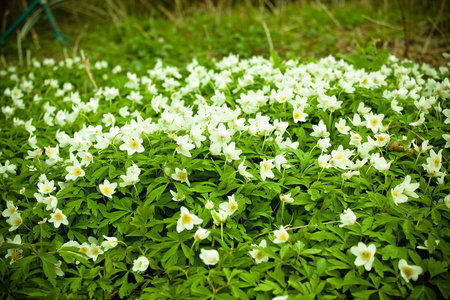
[0,45,449,299]
[0,1,449,299]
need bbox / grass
[0,1,449,70]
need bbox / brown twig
[251,221,339,243]
[362,15,401,30]
[317,2,341,28]
[80,50,98,91]
[388,125,425,141]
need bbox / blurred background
[0,0,449,69]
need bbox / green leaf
[270,49,282,68]
[427,257,448,279]
[40,253,58,287]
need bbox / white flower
[205,200,214,210]
[101,236,118,250]
[400,175,419,198]
[330,145,354,169]
[335,119,350,135]
[238,158,253,181]
[274,153,287,171]
[413,140,433,153]
[49,209,69,228]
[318,154,331,168]
[194,227,210,241]
[273,226,289,243]
[373,133,390,147]
[170,190,185,202]
[398,259,423,283]
[176,207,203,232]
[6,212,23,231]
[350,242,376,271]
[38,180,55,194]
[292,106,308,123]
[132,256,149,272]
[371,154,392,173]
[409,113,425,126]
[2,201,17,217]
[87,243,104,262]
[120,133,144,155]
[171,168,190,186]
[199,249,219,265]
[120,164,141,187]
[260,159,275,181]
[5,248,23,264]
[65,158,85,181]
[339,209,357,227]
[219,194,238,215]
[223,142,242,162]
[211,209,228,225]
[54,260,64,277]
[249,239,269,264]
[311,120,329,138]
[99,179,117,198]
[364,112,384,133]
[176,135,195,158]
[391,184,408,205]
[280,193,295,203]
[317,138,331,151]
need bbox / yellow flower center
[11,249,22,261]
[433,157,440,167]
[336,154,344,160]
[280,233,287,242]
[73,168,82,176]
[130,139,139,149]
[85,155,92,161]
[377,136,385,142]
[182,214,191,224]
[361,250,371,260]
[79,247,88,254]
[9,207,16,214]
[255,251,265,260]
[229,202,237,213]
[402,266,413,277]
[43,186,52,193]
[370,119,379,126]
[14,217,22,226]
[54,213,63,221]
[178,173,187,181]
[393,190,400,197]
[362,78,368,85]
[102,187,112,195]
[91,247,99,255]
[294,112,301,119]
[263,162,271,172]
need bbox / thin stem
[188,239,197,276]
[316,166,326,182]
[424,176,432,194]
[220,223,224,242]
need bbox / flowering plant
[0,49,448,299]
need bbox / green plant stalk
[424,176,432,194]
[188,239,197,276]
